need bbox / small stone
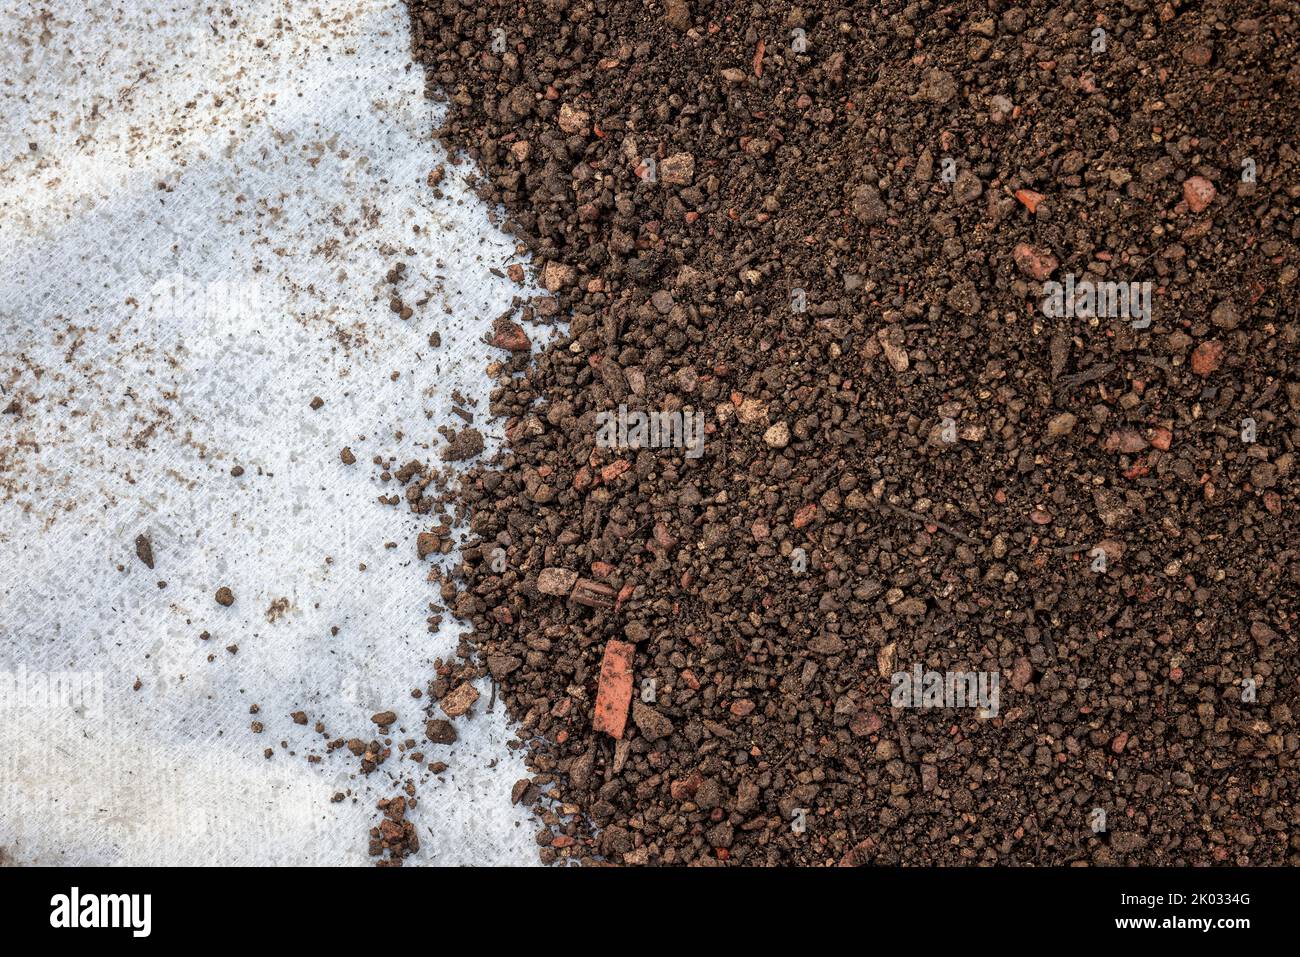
[878,329,909,372]
[660,153,695,186]
[1251,461,1278,489]
[918,68,957,104]
[1191,340,1224,375]
[763,422,790,448]
[491,316,531,352]
[482,650,520,677]
[1183,175,1217,213]
[650,289,674,313]
[440,682,480,718]
[1104,429,1148,454]
[1046,412,1077,438]
[1210,300,1239,329]
[631,700,674,740]
[371,710,397,728]
[736,397,768,425]
[945,279,981,315]
[953,169,983,204]
[557,103,590,135]
[215,586,235,606]
[542,260,575,291]
[1012,242,1058,280]
[537,567,579,596]
[416,532,439,559]
[670,773,702,801]
[1014,188,1045,213]
[135,534,155,570]
[1094,489,1132,529]
[426,719,458,744]
[851,184,887,224]
[664,0,691,31]
[1250,621,1279,646]
[896,597,926,617]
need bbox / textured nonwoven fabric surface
[0,0,541,865]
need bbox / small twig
[876,499,974,545]
[1054,362,1116,393]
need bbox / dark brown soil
[134,533,155,569]
[372,795,421,865]
[406,0,1300,865]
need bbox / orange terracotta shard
[593,639,635,739]
[1014,189,1045,213]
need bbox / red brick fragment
[593,640,635,739]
